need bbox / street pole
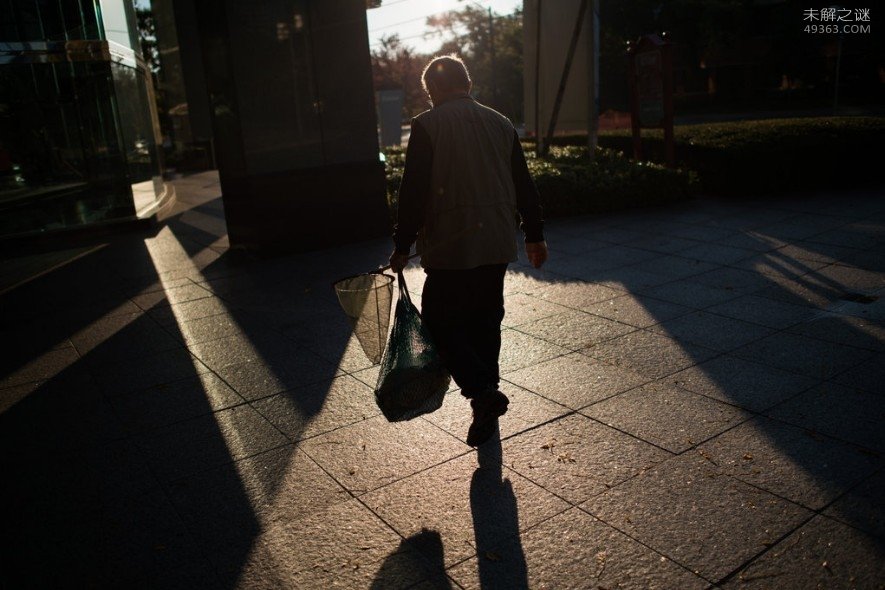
[534,0,542,154]
[488,6,496,107]
[587,0,598,161]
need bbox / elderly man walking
[389,55,547,447]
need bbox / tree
[134,7,161,76]
[370,34,430,119]
[425,7,525,123]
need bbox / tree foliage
[371,34,431,119]
[370,6,526,123]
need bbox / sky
[366,0,523,54]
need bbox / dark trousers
[420,263,507,399]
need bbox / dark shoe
[466,390,509,447]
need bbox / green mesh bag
[374,272,451,422]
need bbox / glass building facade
[0,0,165,237]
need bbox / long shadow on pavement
[0,173,376,587]
[497,191,884,585]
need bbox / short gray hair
[421,54,471,94]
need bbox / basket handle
[397,271,412,305]
[376,252,421,273]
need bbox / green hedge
[383,143,698,219]
[557,116,885,196]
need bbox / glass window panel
[11,1,43,40]
[0,59,140,236]
[37,0,66,40]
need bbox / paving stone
[582,330,718,380]
[423,382,569,443]
[638,279,742,310]
[5,486,206,587]
[164,311,251,347]
[137,404,289,482]
[816,263,885,292]
[659,223,737,243]
[168,446,350,570]
[582,381,748,453]
[215,354,339,401]
[91,347,211,397]
[786,312,885,352]
[280,309,378,374]
[369,535,456,590]
[582,452,812,582]
[825,293,885,323]
[187,332,298,370]
[585,226,646,244]
[232,499,407,589]
[92,490,208,586]
[677,243,757,265]
[0,346,80,388]
[447,507,707,590]
[516,309,637,350]
[756,218,846,241]
[351,364,381,389]
[689,266,773,296]
[831,353,885,393]
[250,374,380,442]
[0,368,127,452]
[74,314,184,366]
[773,241,861,266]
[502,413,671,504]
[732,332,874,380]
[131,282,213,310]
[766,382,885,453]
[147,296,231,325]
[727,251,827,280]
[361,451,570,567]
[540,251,631,280]
[699,417,880,510]
[583,294,694,328]
[501,293,569,328]
[111,372,245,434]
[715,231,785,252]
[722,515,885,589]
[524,279,623,310]
[649,310,775,352]
[625,234,699,255]
[823,470,885,540]
[499,329,570,374]
[597,266,680,290]
[547,235,610,255]
[630,254,720,282]
[301,414,468,495]
[2,435,160,518]
[589,245,664,267]
[124,275,198,297]
[753,274,846,309]
[705,294,816,329]
[668,355,817,412]
[504,353,650,410]
[502,266,562,296]
[807,224,884,250]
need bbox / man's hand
[525,241,548,269]
[389,251,410,273]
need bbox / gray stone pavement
[1,171,884,588]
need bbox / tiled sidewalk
[1,172,883,588]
